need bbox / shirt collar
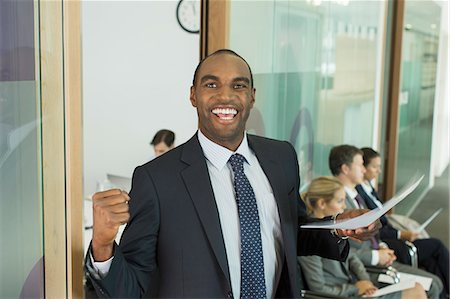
[197,129,253,171]
[344,186,359,200]
[361,181,374,194]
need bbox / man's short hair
[192,49,254,88]
[329,144,363,176]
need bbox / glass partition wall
[0,1,83,297]
[394,0,441,215]
[0,1,44,297]
[227,0,388,189]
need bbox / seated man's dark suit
[356,184,449,297]
[86,133,349,298]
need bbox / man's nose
[218,86,236,99]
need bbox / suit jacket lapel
[345,193,358,209]
[247,135,294,265]
[180,134,231,286]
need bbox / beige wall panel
[40,1,67,298]
[63,1,84,297]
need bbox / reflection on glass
[394,0,440,215]
[229,0,387,188]
[0,1,44,298]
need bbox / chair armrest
[300,289,349,299]
[404,241,418,268]
[365,265,400,284]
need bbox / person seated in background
[299,176,426,299]
[357,147,449,298]
[329,144,444,299]
[150,129,175,158]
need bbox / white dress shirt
[360,181,383,208]
[198,130,283,299]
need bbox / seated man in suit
[357,147,449,298]
[329,144,444,299]
[85,50,380,298]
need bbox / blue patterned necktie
[355,194,379,249]
[229,153,266,299]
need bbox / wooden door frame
[383,0,405,200]
[200,0,229,59]
[39,0,83,297]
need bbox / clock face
[176,0,200,34]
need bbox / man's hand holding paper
[301,174,424,231]
[334,208,382,241]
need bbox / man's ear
[341,163,349,175]
[190,86,197,107]
[250,87,256,107]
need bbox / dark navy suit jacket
[355,184,399,240]
[86,134,349,298]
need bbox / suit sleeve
[284,141,349,260]
[379,224,400,240]
[348,254,370,281]
[349,241,374,266]
[298,256,359,297]
[297,199,349,260]
[86,166,160,298]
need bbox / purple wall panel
[0,0,35,81]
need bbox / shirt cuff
[89,252,114,279]
[397,230,401,239]
[371,249,379,265]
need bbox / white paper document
[300,174,424,230]
[363,279,416,297]
[414,208,443,233]
[378,272,432,291]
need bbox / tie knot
[229,153,246,173]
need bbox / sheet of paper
[378,272,432,291]
[364,279,416,297]
[300,174,424,230]
[399,272,432,291]
[414,208,443,233]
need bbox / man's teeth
[212,108,237,115]
[212,108,237,120]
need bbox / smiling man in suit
[85,49,378,299]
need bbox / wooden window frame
[39,0,83,297]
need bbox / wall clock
[176,0,200,34]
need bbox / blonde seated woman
[298,176,426,299]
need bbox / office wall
[82,1,199,196]
[432,0,449,177]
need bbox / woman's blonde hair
[301,176,344,215]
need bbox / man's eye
[234,84,246,89]
[206,83,217,88]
